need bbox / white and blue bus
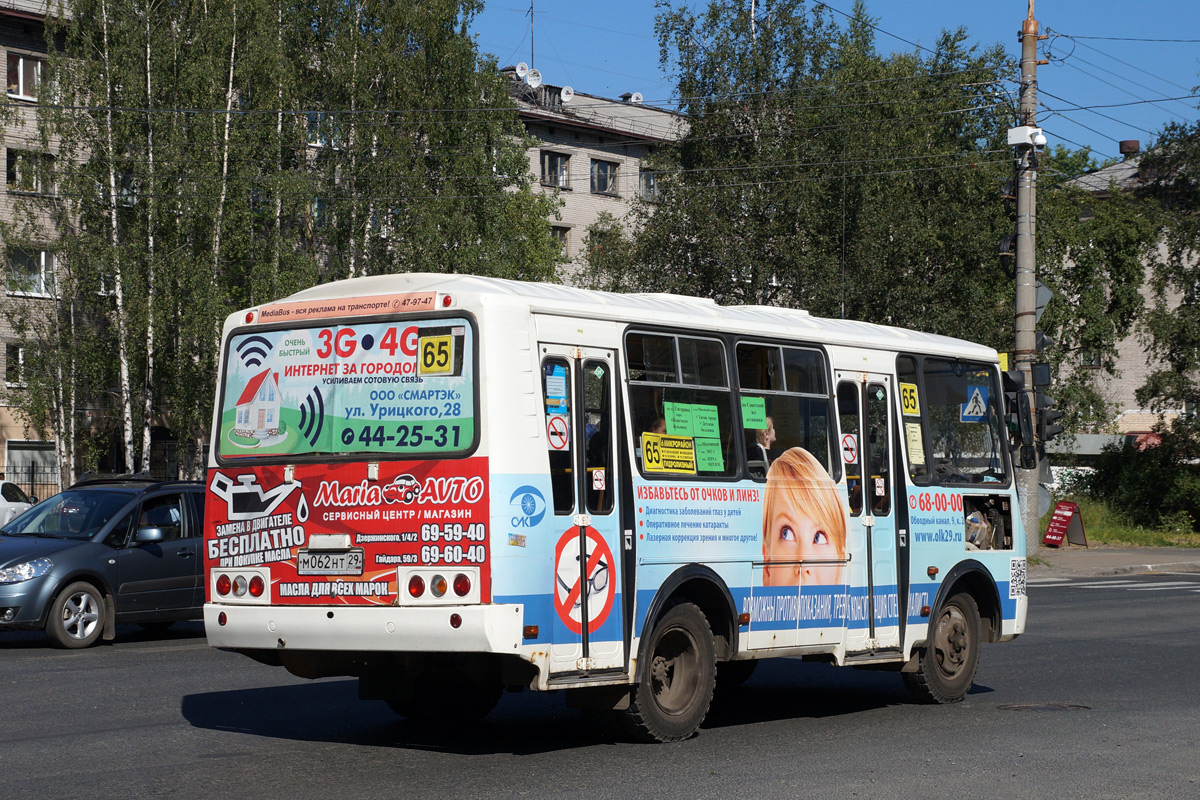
[204,274,1031,741]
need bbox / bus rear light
[212,570,269,604]
[396,567,480,605]
[441,294,453,307]
[244,311,255,323]
[216,574,231,596]
[450,613,462,629]
[232,575,249,597]
[249,576,265,597]
[218,612,227,626]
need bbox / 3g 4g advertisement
[216,315,476,459]
[204,459,491,604]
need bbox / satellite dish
[515,62,528,79]
[560,85,574,103]
[526,68,542,88]
[630,91,643,104]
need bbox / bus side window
[542,358,574,515]
[837,381,863,516]
[866,383,891,516]
[584,360,613,514]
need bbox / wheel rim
[61,591,101,641]
[649,625,701,715]
[932,603,970,680]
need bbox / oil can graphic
[209,472,309,522]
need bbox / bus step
[843,648,904,666]
[546,668,629,687]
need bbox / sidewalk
[1029,544,1200,578]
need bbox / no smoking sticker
[547,414,569,451]
[554,527,615,635]
[841,433,858,464]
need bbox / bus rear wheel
[622,602,716,742]
[903,592,980,704]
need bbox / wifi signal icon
[297,387,325,447]
[236,335,275,368]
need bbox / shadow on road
[181,656,969,753]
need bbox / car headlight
[0,557,53,584]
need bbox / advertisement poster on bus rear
[216,316,475,459]
[204,459,490,604]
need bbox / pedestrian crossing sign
[960,385,989,422]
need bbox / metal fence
[4,464,62,502]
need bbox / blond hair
[761,447,846,553]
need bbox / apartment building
[1,1,58,497]
[1068,147,1185,440]
[505,67,685,268]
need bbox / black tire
[46,581,105,649]
[623,602,716,742]
[903,592,980,704]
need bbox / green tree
[1138,121,1200,426]
[6,0,559,481]
[584,1,1017,349]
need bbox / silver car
[0,478,205,648]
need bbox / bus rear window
[216,316,476,460]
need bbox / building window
[591,159,619,196]
[5,344,24,387]
[7,249,56,295]
[7,53,44,101]
[541,151,570,189]
[551,226,570,254]
[1080,350,1101,369]
[639,169,658,201]
[6,149,54,195]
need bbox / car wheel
[46,581,105,649]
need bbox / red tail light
[216,574,231,596]
[408,575,425,598]
[249,576,265,597]
[453,573,471,597]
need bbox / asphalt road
[2,574,1198,800]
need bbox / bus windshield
[215,316,476,460]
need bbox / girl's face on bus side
[763,502,841,587]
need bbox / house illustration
[234,369,282,439]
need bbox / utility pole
[1014,1,1047,553]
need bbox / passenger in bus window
[651,417,666,434]
[762,447,847,587]
[756,416,776,460]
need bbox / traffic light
[1036,389,1066,453]
[1002,370,1036,469]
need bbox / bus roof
[250,273,999,362]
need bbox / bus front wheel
[623,602,716,742]
[903,592,980,704]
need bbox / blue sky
[470,1,1200,162]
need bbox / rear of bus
[203,285,519,713]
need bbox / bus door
[837,372,901,654]
[540,345,626,675]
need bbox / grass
[1041,495,1200,548]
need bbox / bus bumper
[204,602,524,654]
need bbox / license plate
[297,548,365,576]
